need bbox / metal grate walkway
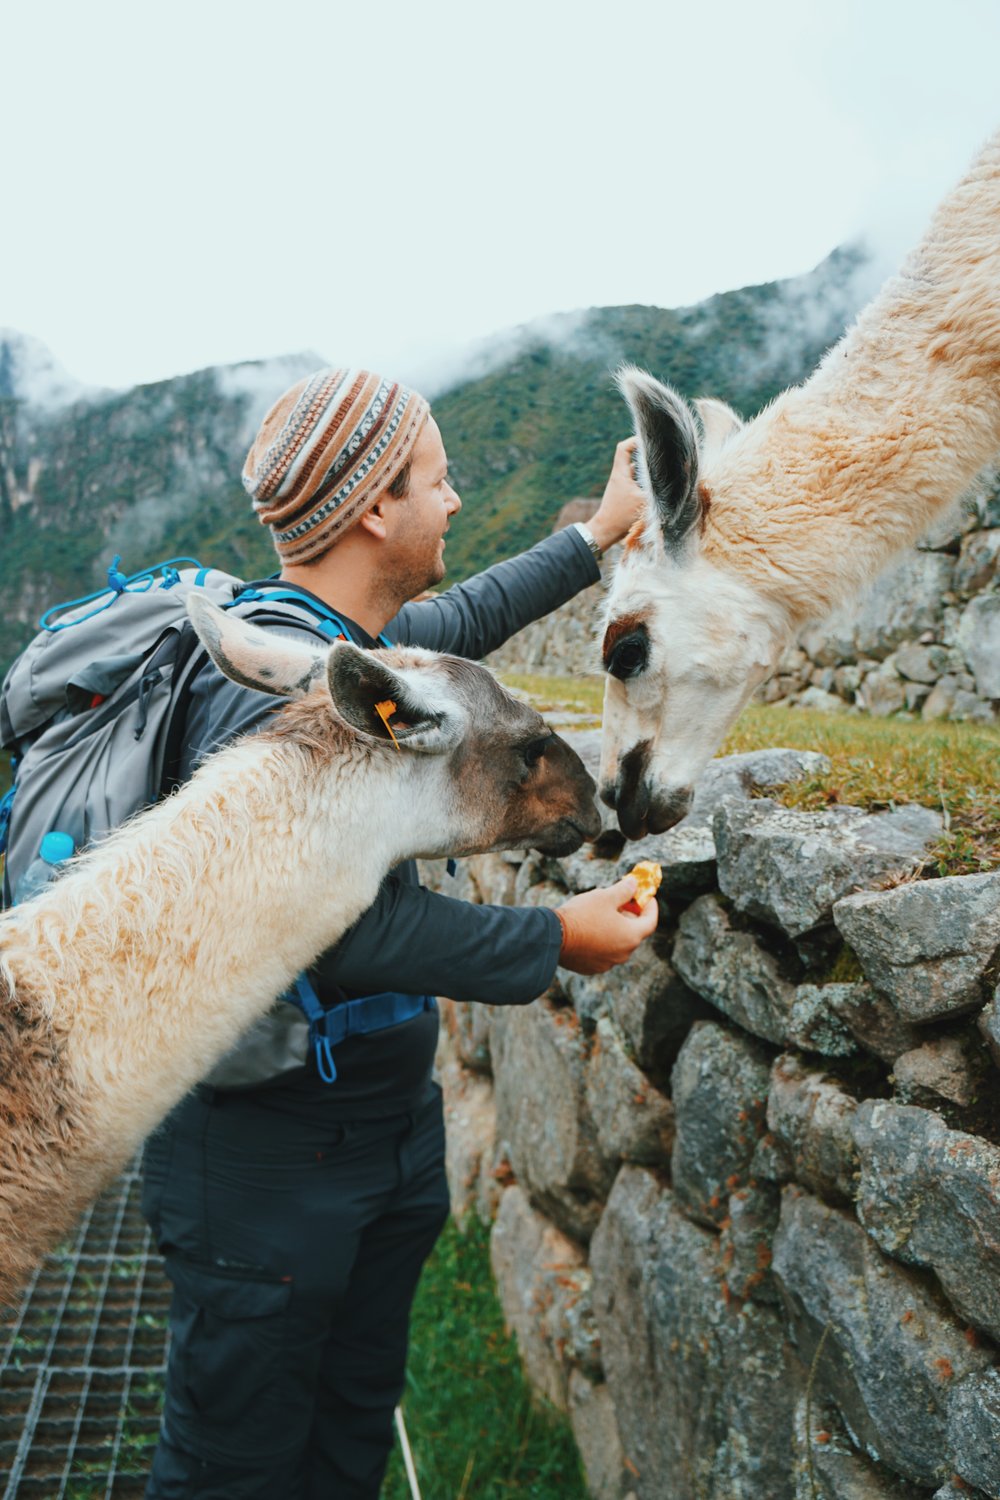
[0,1162,168,1499]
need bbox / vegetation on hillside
[435,248,866,581]
[0,248,866,676]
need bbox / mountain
[432,245,874,580]
[0,248,874,675]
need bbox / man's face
[384,415,462,593]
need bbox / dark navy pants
[141,1083,449,1499]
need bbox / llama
[0,596,601,1305]
[600,128,1000,838]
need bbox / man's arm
[388,437,642,657]
[315,876,563,1005]
[390,525,598,658]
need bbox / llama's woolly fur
[0,708,439,1304]
[701,131,1000,625]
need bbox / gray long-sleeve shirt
[187,525,600,1108]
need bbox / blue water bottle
[15,830,75,904]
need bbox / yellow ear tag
[375,699,402,751]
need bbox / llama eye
[522,736,552,769]
[609,636,648,681]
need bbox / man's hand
[555,875,659,975]
[588,437,645,553]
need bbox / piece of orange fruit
[621,860,662,914]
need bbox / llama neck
[705,131,1000,624]
[1,734,424,1142]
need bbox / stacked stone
[424,740,1000,1500]
[491,468,1000,724]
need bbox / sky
[4,0,1000,395]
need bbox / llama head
[599,367,792,838]
[188,595,601,858]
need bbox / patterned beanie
[243,367,430,564]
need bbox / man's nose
[447,485,462,516]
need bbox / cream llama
[0,597,600,1304]
[600,129,1000,837]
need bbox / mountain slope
[0,249,872,673]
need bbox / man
[142,366,657,1499]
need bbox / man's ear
[327,644,461,753]
[617,365,704,554]
[188,595,326,697]
[357,501,389,541]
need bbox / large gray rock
[586,1017,675,1167]
[956,593,1000,698]
[437,1035,496,1225]
[895,642,951,684]
[440,996,492,1073]
[978,983,1000,1069]
[491,994,616,1242]
[787,984,860,1057]
[954,527,1000,593]
[591,1167,797,1499]
[799,1406,933,1498]
[589,1167,673,1492]
[921,674,964,722]
[673,893,798,1045]
[790,982,925,1064]
[918,491,980,552]
[716,799,943,937]
[852,1101,1000,1342]
[892,1037,979,1108]
[947,1370,1000,1497]
[719,1180,780,1304]
[772,1188,991,1486]
[671,1022,771,1227]
[615,824,717,898]
[563,938,709,1069]
[797,684,853,713]
[855,552,956,659]
[545,842,628,899]
[833,872,1000,1022]
[802,552,955,662]
[859,660,907,717]
[468,851,519,906]
[767,1055,859,1203]
[567,1372,630,1500]
[604,947,711,1078]
[599,747,833,903]
[489,1184,587,1409]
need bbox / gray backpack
[0,557,351,905]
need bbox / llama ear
[187,594,326,698]
[617,366,702,553]
[693,396,744,463]
[327,644,461,754]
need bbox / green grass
[499,672,1000,876]
[382,1218,585,1499]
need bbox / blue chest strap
[286,973,436,1084]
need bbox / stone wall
[423,736,1000,1500]
[490,470,1000,726]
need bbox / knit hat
[243,367,430,564]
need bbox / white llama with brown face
[0,598,601,1305]
[600,129,1000,838]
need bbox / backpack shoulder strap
[233,586,392,647]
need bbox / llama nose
[599,781,618,810]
